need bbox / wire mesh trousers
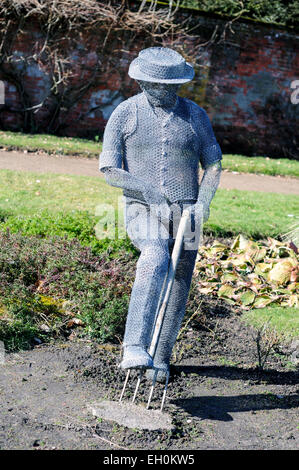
[122,198,198,373]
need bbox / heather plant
[0,208,137,258]
[0,230,137,351]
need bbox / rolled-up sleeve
[198,108,222,170]
[99,102,126,171]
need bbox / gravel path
[0,149,298,195]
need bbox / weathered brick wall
[191,17,299,159]
[0,13,298,159]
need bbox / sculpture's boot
[119,345,153,369]
[145,362,170,383]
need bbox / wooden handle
[148,209,191,357]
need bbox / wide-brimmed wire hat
[128,47,194,84]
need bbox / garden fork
[119,207,198,411]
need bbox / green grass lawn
[242,307,299,340]
[0,169,119,215]
[0,169,298,240]
[0,130,101,158]
[1,130,298,178]
[223,154,299,178]
[209,189,299,239]
[241,306,299,369]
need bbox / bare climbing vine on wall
[0,0,228,134]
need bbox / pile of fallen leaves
[194,235,298,309]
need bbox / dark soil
[1,303,298,450]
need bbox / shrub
[0,208,138,258]
[0,230,137,351]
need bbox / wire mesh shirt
[99,92,222,204]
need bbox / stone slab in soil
[88,400,174,431]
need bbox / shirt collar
[141,91,179,112]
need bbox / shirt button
[162,137,168,143]
[162,151,167,156]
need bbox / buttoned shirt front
[99,92,222,203]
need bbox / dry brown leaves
[194,234,298,310]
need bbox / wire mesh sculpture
[99,47,222,399]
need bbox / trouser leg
[150,246,198,370]
[123,239,170,349]
[120,199,171,368]
[121,198,199,371]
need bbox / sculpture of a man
[99,47,222,382]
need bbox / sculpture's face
[137,80,180,107]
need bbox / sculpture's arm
[101,167,167,206]
[195,160,222,222]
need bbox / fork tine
[119,369,130,403]
[160,371,170,412]
[132,369,144,404]
[146,369,158,410]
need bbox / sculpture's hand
[143,186,172,222]
[186,202,206,233]
[143,186,169,206]
[196,200,210,223]
[195,161,222,224]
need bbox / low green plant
[0,208,137,258]
[0,230,137,351]
[242,306,299,339]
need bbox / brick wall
[0,12,298,159]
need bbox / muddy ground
[0,303,298,451]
